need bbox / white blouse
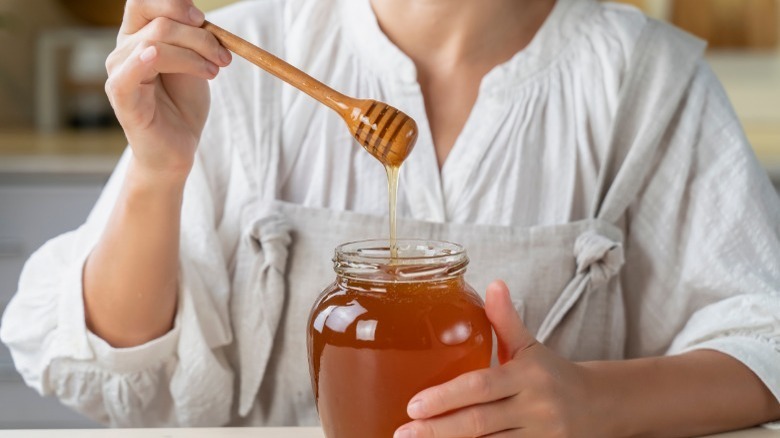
[2,0,779,427]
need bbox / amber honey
[307,241,492,438]
[385,164,400,258]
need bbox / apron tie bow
[247,213,292,272]
[574,230,625,289]
[234,211,292,417]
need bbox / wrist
[121,159,189,214]
[580,361,642,438]
[127,157,191,192]
[123,130,197,187]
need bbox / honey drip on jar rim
[385,164,400,260]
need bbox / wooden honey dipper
[203,21,418,167]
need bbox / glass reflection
[356,319,378,341]
[438,321,472,346]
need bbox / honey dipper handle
[202,20,352,114]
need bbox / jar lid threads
[333,239,469,283]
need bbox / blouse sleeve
[622,60,780,402]
[0,96,244,428]
[1,1,283,426]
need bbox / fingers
[106,42,218,115]
[133,41,218,82]
[143,17,230,68]
[482,430,525,438]
[121,0,205,35]
[485,280,537,363]
[108,17,231,76]
[408,366,520,420]
[397,397,519,438]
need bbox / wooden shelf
[0,129,125,176]
[0,129,126,157]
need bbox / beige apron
[225,19,706,426]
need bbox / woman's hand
[105,0,232,179]
[85,0,233,347]
[395,281,602,438]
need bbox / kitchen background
[0,0,778,430]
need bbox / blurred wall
[0,0,777,129]
[0,0,78,128]
[196,0,241,11]
[0,0,237,129]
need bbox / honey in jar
[307,239,493,438]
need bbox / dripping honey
[306,103,492,438]
[385,164,400,259]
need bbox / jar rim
[333,239,468,283]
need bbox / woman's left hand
[394,280,603,438]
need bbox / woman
[2,0,779,436]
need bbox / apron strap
[219,9,287,416]
[537,20,706,346]
[256,77,283,201]
[590,19,706,223]
[223,22,284,200]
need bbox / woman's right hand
[105,0,232,180]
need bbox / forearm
[84,159,187,348]
[584,349,780,437]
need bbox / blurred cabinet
[195,0,240,11]
[0,174,104,429]
[36,28,117,132]
[672,0,778,49]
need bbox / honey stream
[385,164,400,259]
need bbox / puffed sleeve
[0,0,289,425]
[622,60,780,402]
[0,129,245,425]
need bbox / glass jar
[307,239,493,438]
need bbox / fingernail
[394,427,415,438]
[189,6,205,24]
[139,46,157,63]
[218,47,231,64]
[408,399,424,418]
[207,62,219,76]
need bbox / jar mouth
[334,239,468,283]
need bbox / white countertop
[0,427,779,437]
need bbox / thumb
[485,280,537,364]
